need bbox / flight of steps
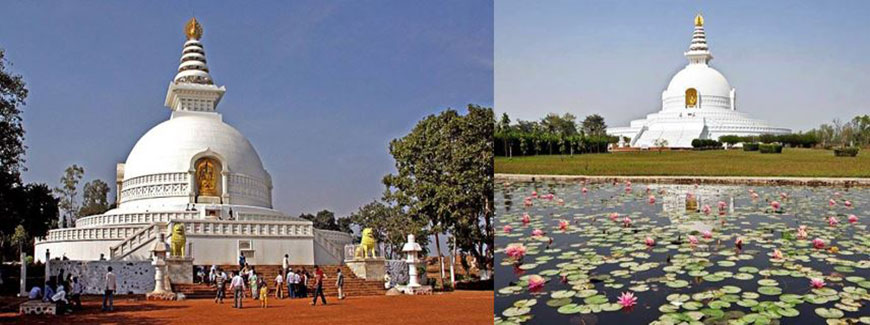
[173,265,385,299]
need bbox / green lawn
[495,148,870,177]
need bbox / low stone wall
[386,260,409,287]
[48,260,154,295]
[495,174,870,187]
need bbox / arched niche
[194,156,222,202]
[685,88,698,108]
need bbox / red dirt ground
[1,290,493,324]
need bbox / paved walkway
[1,291,493,324]
[496,173,870,187]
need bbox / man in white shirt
[71,276,83,309]
[230,271,246,308]
[52,285,69,314]
[275,272,284,299]
[102,266,116,312]
[282,254,289,281]
[289,270,298,299]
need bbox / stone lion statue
[170,223,186,257]
[355,228,377,259]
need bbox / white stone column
[44,249,50,285]
[188,169,196,203]
[221,170,230,204]
[19,251,27,297]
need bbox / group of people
[208,254,345,309]
[27,267,101,315]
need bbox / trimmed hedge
[691,139,722,150]
[719,133,819,148]
[834,147,860,157]
[743,143,759,151]
[759,143,783,154]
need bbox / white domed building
[608,14,790,148]
[34,18,352,266]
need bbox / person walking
[274,272,283,299]
[214,269,227,304]
[230,271,246,309]
[102,266,116,312]
[336,268,345,300]
[238,254,246,269]
[310,265,327,306]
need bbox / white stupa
[608,13,790,148]
[34,18,352,266]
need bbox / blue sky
[0,1,493,218]
[496,0,870,131]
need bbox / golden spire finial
[185,17,203,40]
[694,12,704,27]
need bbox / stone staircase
[175,264,385,299]
[109,222,166,260]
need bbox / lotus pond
[494,181,870,325]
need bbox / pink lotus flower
[532,229,545,237]
[609,212,619,221]
[845,200,853,208]
[531,191,538,198]
[849,214,858,224]
[772,249,783,260]
[718,201,727,210]
[751,192,760,200]
[559,220,569,231]
[834,192,841,197]
[581,187,588,194]
[702,230,712,239]
[780,192,788,199]
[645,237,655,247]
[625,186,632,193]
[771,201,781,210]
[626,181,632,187]
[622,216,632,227]
[735,237,744,249]
[542,193,554,200]
[748,189,755,194]
[648,195,656,204]
[617,292,638,308]
[503,225,513,233]
[528,275,545,291]
[505,244,527,260]
[797,225,808,239]
[524,198,533,207]
[829,199,836,207]
[828,216,839,227]
[688,235,699,245]
[813,238,825,249]
[810,278,825,289]
[702,205,711,215]
[522,213,531,224]
[557,198,565,205]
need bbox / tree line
[494,112,617,156]
[717,115,870,149]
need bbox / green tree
[79,179,111,217]
[383,104,494,285]
[0,49,59,261]
[581,114,608,137]
[54,164,84,228]
[350,200,429,258]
